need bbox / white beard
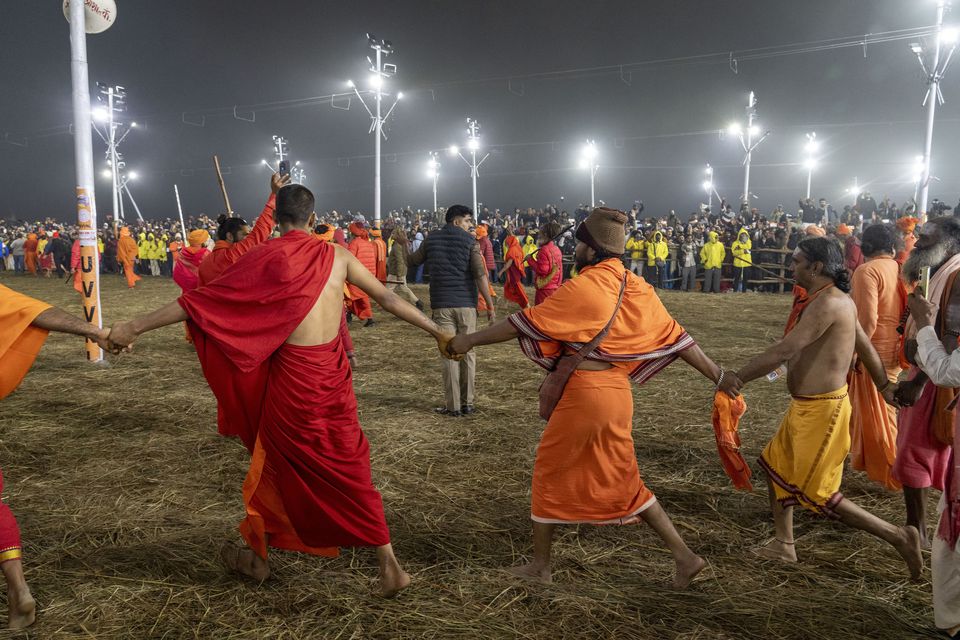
[903,241,959,283]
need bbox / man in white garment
[904,290,960,638]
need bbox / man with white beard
[894,217,960,548]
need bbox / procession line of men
[0,202,956,635]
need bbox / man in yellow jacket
[645,230,669,289]
[625,230,645,276]
[136,232,149,276]
[522,234,538,285]
[699,231,725,293]
[731,228,752,293]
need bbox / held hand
[107,321,138,352]
[445,333,472,358]
[894,379,923,407]
[486,310,496,325]
[271,172,292,194]
[907,291,938,329]
[881,383,900,408]
[91,327,113,352]
[436,333,463,361]
[717,371,743,398]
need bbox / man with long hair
[720,238,922,578]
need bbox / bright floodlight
[804,140,819,153]
[295,161,301,166]
[426,169,437,179]
[727,122,742,136]
[911,174,922,183]
[130,122,138,128]
[579,159,589,170]
[943,27,959,44]
[93,107,109,123]
[748,125,761,136]
[702,180,713,191]
[467,138,480,151]
[346,79,355,88]
[448,145,459,156]
[803,158,817,170]
[705,165,713,176]
[101,169,111,178]
[128,171,138,180]
[427,158,438,169]
[397,91,404,100]
[911,42,924,54]
[369,74,382,89]
[582,142,598,160]
[848,185,862,196]
[261,159,269,166]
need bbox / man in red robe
[1,284,112,628]
[106,184,456,597]
[370,228,388,283]
[347,222,378,326]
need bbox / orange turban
[187,229,210,247]
[315,227,334,242]
[370,229,382,238]
[475,224,488,239]
[348,222,368,239]
[805,225,826,237]
[119,227,131,237]
[836,224,852,236]
[896,216,919,233]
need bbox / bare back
[286,244,353,346]
[786,288,856,396]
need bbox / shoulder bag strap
[567,272,628,365]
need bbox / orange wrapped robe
[508,258,694,524]
[0,284,53,562]
[22,234,38,276]
[346,224,376,320]
[116,227,141,288]
[848,256,905,490]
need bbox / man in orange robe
[370,229,387,283]
[106,184,456,596]
[21,234,38,277]
[347,222,377,326]
[849,223,907,490]
[1,284,111,628]
[116,227,141,288]
[448,208,731,588]
[198,173,285,287]
[498,234,529,308]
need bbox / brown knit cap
[580,207,628,254]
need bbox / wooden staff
[212,155,234,217]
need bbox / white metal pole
[432,172,438,213]
[69,0,103,362]
[174,184,187,240]
[590,165,596,208]
[743,91,754,205]
[806,168,812,200]
[123,184,144,221]
[919,1,946,220]
[374,47,382,228]
[108,89,120,227]
[471,147,478,214]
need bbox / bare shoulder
[816,288,856,318]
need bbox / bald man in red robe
[107,185,455,597]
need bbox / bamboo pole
[213,155,234,217]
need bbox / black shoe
[346,312,354,323]
[434,407,462,417]
[415,300,424,311]
[364,319,375,327]
[461,405,476,415]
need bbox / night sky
[0,1,956,222]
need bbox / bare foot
[8,587,35,630]
[379,565,412,598]
[893,526,923,581]
[506,562,552,584]
[752,538,798,563]
[918,525,931,550]
[672,554,706,590]
[220,541,270,581]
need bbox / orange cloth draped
[477,282,497,312]
[712,392,753,491]
[848,257,905,490]
[372,237,387,283]
[503,236,529,308]
[509,259,694,525]
[179,231,389,556]
[22,235,38,275]
[347,236,377,319]
[198,195,275,287]
[116,228,141,288]
[0,285,51,400]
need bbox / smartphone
[279,160,290,177]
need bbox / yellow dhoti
[759,386,851,518]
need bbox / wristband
[715,367,725,391]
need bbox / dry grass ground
[0,271,944,639]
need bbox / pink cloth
[893,368,951,490]
[173,247,209,293]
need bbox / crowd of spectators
[0,191,943,293]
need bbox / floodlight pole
[428,152,439,213]
[916,1,955,220]
[108,88,121,230]
[743,92,755,205]
[174,184,187,240]
[68,0,103,362]
[705,164,714,212]
[454,118,489,214]
[122,182,143,221]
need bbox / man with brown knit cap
[448,207,731,589]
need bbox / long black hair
[216,214,248,242]
[797,237,851,293]
[860,223,896,258]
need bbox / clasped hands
[92,320,137,355]
[435,333,473,360]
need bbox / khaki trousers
[388,281,419,305]
[433,307,477,412]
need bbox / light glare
[93,107,109,123]
[448,145,459,156]
[727,122,742,136]
[803,158,817,170]
[702,180,713,191]
[944,27,959,44]
[467,138,479,151]
[369,74,382,89]
[128,171,138,180]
